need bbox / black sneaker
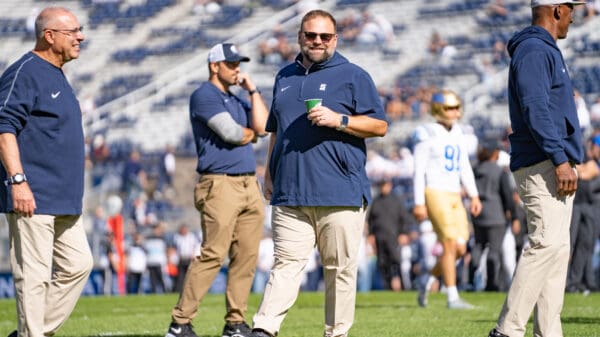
[249,329,273,337]
[222,322,252,337]
[165,322,199,337]
[7,330,16,337]
[488,328,509,337]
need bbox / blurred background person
[126,232,147,294]
[471,140,517,291]
[145,223,168,293]
[367,178,415,291]
[172,224,201,293]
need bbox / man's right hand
[263,177,273,201]
[555,161,577,197]
[11,183,36,217]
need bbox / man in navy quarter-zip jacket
[0,6,93,337]
[250,9,387,337]
[488,1,585,337]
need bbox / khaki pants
[172,174,264,324]
[8,214,93,337]
[252,205,365,337]
[496,160,574,337]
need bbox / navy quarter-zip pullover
[266,51,387,207]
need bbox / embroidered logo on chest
[319,84,327,91]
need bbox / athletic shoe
[417,284,428,307]
[488,328,509,337]
[165,322,199,337]
[447,298,475,309]
[249,328,273,337]
[7,330,16,337]
[222,322,251,337]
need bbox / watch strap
[336,115,349,131]
[4,173,27,186]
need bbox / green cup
[305,98,322,113]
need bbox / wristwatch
[4,173,27,186]
[248,88,260,95]
[336,115,349,131]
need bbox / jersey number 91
[444,145,461,172]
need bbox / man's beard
[302,47,330,64]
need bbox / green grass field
[0,291,599,337]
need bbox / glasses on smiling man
[303,31,336,43]
[45,26,84,37]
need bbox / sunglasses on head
[303,31,335,42]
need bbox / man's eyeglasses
[303,31,336,43]
[45,26,84,36]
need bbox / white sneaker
[447,298,474,310]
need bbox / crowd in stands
[81,0,600,293]
[1,0,600,297]
[87,88,600,295]
[257,5,397,67]
[257,25,297,67]
[584,0,600,19]
[336,7,395,47]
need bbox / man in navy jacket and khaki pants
[488,1,585,337]
[0,7,93,337]
[250,9,388,337]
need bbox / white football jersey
[412,122,479,206]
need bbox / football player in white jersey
[412,89,482,309]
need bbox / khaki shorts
[425,188,469,242]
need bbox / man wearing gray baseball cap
[164,42,268,337]
[488,1,586,337]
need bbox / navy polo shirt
[0,52,85,214]
[190,81,256,174]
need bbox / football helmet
[430,89,462,123]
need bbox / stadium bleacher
[3,0,596,153]
[0,0,599,270]
[0,0,598,183]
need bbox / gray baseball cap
[207,43,250,63]
[531,0,586,7]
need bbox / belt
[200,171,255,177]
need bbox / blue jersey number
[444,145,461,172]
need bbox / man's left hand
[307,105,340,128]
[11,183,36,217]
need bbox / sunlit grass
[0,291,599,337]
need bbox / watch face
[12,174,25,184]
